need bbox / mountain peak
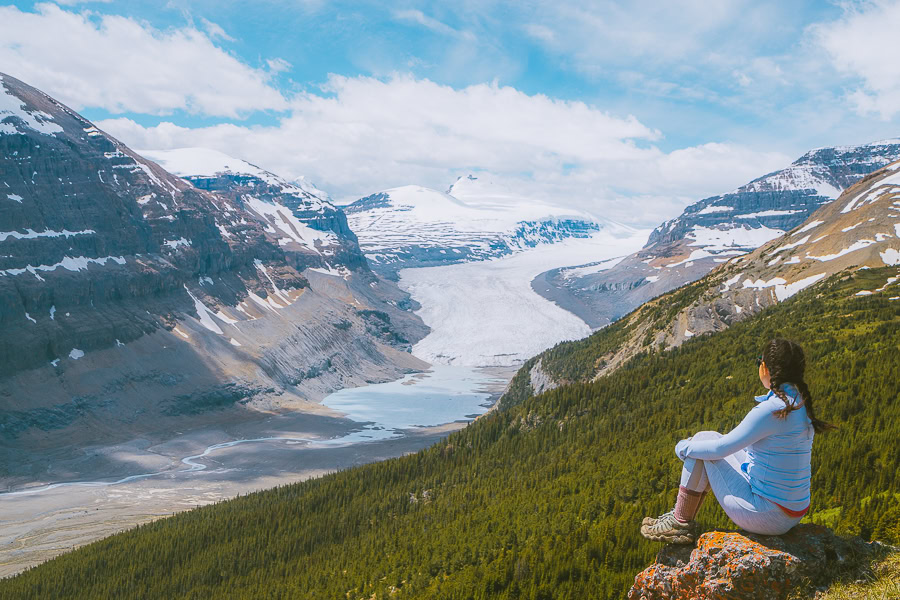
[141,147,333,207]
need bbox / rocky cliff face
[142,147,368,273]
[538,139,900,328]
[628,525,891,600]
[0,73,426,476]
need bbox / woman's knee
[692,430,723,442]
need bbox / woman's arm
[676,403,779,460]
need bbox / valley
[400,227,648,366]
[0,365,513,576]
[0,225,643,576]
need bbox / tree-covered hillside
[3,267,898,600]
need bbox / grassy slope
[2,267,898,600]
[790,552,900,600]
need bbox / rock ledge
[628,524,891,600]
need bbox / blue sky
[3,1,900,224]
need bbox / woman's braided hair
[762,338,834,433]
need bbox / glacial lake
[321,365,506,441]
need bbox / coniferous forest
[2,267,898,599]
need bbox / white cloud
[523,23,556,43]
[812,0,900,119]
[523,0,760,73]
[0,4,288,117]
[266,58,293,73]
[100,74,788,227]
[200,17,234,41]
[393,9,476,41]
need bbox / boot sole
[640,524,696,544]
[640,530,695,544]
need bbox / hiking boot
[640,511,697,544]
[641,509,674,527]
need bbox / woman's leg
[702,450,801,535]
[673,432,717,522]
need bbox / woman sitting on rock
[641,338,833,543]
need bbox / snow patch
[163,237,191,250]
[743,277,788,290]
[841,171,900,213]
[254,259,292,302]
[774,273,828,301]
[697,205,734,214]
[768,235,810,255]
[880,247,900,266]
[808,239,878,262]
[68,348,84,360]
[0,80,64,136]
[6,194,22,203]
[0,228,95,242]
[721,273,742,292]
[687,224,784,252]
[244,195,335,249]
[735,209,803,219]
[793,220,824,236]
[183,285,225,334]
[0,255,125,278]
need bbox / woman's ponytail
[763,338,835,433]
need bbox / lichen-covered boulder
[628,524,890,600]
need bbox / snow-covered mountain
[344,175,601,277]
[516,158,900,397]
[0,72,427,479]
[142,147,366,274]
[536,138,900,327]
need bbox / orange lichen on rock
[628,524,888,600]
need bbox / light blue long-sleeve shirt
[675,383,814,510]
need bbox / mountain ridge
[508,157,900,400]
[536,138,900,328]
[0,72,427,484]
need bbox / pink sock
[674,486,706,523]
